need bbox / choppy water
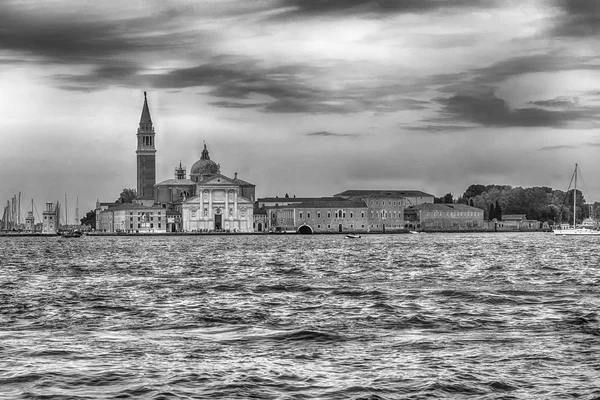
[1,233,599,399]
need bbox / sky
[1,0,600,221]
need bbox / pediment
[198,174,238,186]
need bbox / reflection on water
[1,233,599,399]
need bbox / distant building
[335,189,434,232]
[96,203,167,233]
[404,203,484,231]
[42,202,60,234]
[25,211,35,232]
[492,214,541,231]
[267,198,368,233]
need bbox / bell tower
[136,91,156,202]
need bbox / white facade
[181,174,254,232]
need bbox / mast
[76,197,79,226]
[574,163,577,227]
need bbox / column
[225,189,229,219]
[200,190,204,219]
[234,190,238,219]
[208,189,213,219]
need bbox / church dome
[190,143,220,181]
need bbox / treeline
[436,184,599,224]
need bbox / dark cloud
[209,101,264,109]
[306,131,356,137]
[0,7,169,63]
[550,0,600,37]
[402,124,475,133]
[470,53,600,86]
[434,91,585,127]
[530,97,579,108]
[538,145,577,151]
[275,0,499,18]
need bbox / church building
[95,91,256,233]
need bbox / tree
[489,203,496,220]
[495,200,502,221]
[469,199,474,207]
[443,193,453,204]
[80,209,96,227]
[117,188,137,203]
[462,184,487,200]
[285,193,289,198]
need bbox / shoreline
[0,230,550,237]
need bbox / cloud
[538,145,577,151]
[275,0,500,18]
[305,131,356,137]
[550,0,600,37]
[530,97,579,108]
[434,91,585,127]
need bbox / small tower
[175,161,186,180]
[136,91,157,202]
[42,202,59,234]
[25,211,35,232]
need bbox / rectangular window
[327,224,331,229]
[130,224,133,229]
[362,212,365,218]
[350,212,353,218]
[343,212,346,218]
[350,224,354,228]
[327,212,331,218]
[317,212,321,218]
[317,224,321,229]
[307,212,311,218]
[299,212,303,218]
[158,223,161,228]
[362,225,365,228]
[150,223,154,228]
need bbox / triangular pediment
[198,173,238,186]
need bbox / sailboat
[553,164,600,236]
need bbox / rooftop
[155,178,195,186]
[258,196,344,203]
[405,203,483,212]
[335,190,434,198]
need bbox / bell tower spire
[136,91,156,203]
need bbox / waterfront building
[42,202,60,234]
[491,214,541,231]
[96,203,167,233]
[267,198,369,233]
[404,203,484,231]
[334,190,434,232]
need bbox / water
[1,233,599,399]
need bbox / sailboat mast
[574,163,578,227]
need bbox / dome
[189,143,220,181]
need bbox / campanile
[136,91,156,201]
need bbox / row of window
[129,211,161,215]
[129,223,161,229]
[370,200,403,207]
[141,136,154,146]
[426,211,481,217]
[299,211,365,219]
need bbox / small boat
[554,163,600,236]
[61,230,83,238]
[346,234,361,238]
[409,230,421,234]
